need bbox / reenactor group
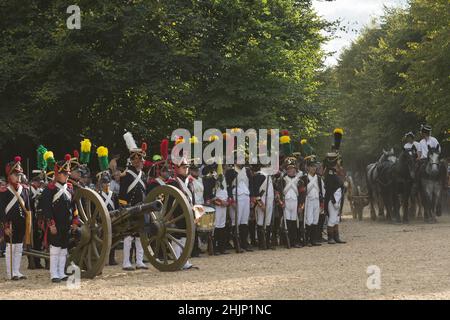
[0,128,347,282]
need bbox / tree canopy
[0,0,332,170]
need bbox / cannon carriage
[23,185,195,278]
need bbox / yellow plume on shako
[80,138,92,164]
[333,128,344,151]
[97,146,109,172]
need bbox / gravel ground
[1,207,450,300]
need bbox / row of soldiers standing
[0,128,348,280]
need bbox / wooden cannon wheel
[68,187,112,279]
[140,185,195,271]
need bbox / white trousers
[305,197,320,226]
[284,198,298,221]
[327,200,341,227]
[230,195,250,226]
[50,245,67,280]
[257,197,274,226]
[5,243,25,279]
[172,237,193,269]
[123,236,146,268]
[214,206,227,228]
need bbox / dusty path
[1,211,450,300]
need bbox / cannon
[23,185,195,278]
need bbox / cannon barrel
[109,200,163,219]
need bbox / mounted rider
[403,131,421,160]
[418,125,441,160]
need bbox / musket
[234,173,241,253]
[280,177,291,249]
[261,174,270,250]
[9,223,13,280]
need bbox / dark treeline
[1,0,448,176]
[0,0,333,173]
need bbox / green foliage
[322,0,449,169]
[0,0,331,167]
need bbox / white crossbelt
[126,170,146,194]
[155,178,166,186]
[179,177,193,203]
[307,175,319,196]
[30,186,40,199]
[53,182,71,203]
[5,185,23,215]
[283,175,299,196]
[102,191,115,210]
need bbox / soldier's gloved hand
[50,225,57,235]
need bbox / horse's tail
[366,163,375,201]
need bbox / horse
[366,148,397,221]
[392,149,416,223]
[418,146,446,223]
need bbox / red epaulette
[67,182,74,190]
[0,186,7,193]
[48,182,56,190]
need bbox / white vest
[234,167,250,196]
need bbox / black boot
[327,226,336,244]
[218,228,229,254]
[213,228,220,255]
[248,220,257,247]
[265,228,274,250]
[232,227,244,253]
[318,215,327,242]
[257,226,265,250]
[288,221,301,248]
[311,225,322,246]
[334,225,346,244]
[240,225,253,252]
[191,231,201,257]
[109,247,118,265]
[305,225,312,247]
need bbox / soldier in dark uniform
[324,153,346,245]
[166,157,197,269]
[119,133,149,271]
[40,154,80,282]
[97,171,119,265]
[250,164,275,250]
[0,156,30,280]
[28,174,45,269]
[147,164,169,194]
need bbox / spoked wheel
[140,185,194,271]
[69,188,112,279]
